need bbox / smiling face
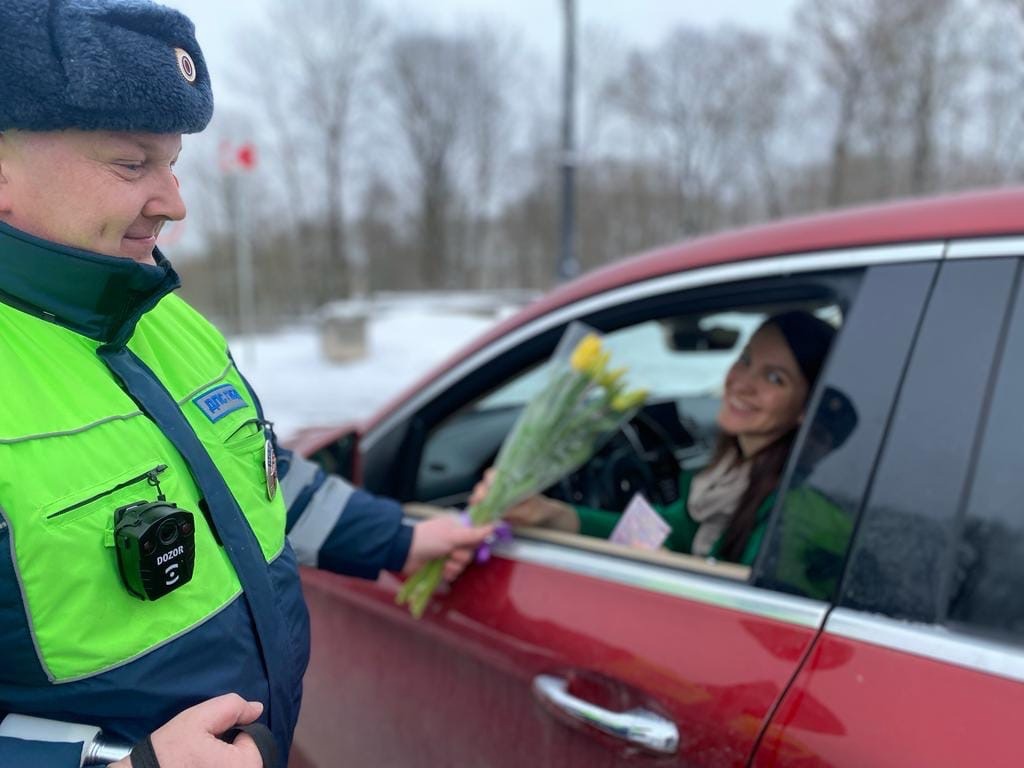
[717,322,810,457]
[0,129,185,265]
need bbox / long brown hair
[711,310,834,561]
[711,429,796,563]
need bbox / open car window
[415,289,851,583]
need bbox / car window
[946,260,1024,640]
[418,313,766,508]
[415,275,877,581]
[838,258,1018,623]
[756,262,938,602]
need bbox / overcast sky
[156,0,798,253]
[164,0,797,83]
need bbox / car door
[752,248,1024,767]
[292,247,937,768]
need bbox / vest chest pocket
[37,461,183,594]
[14,460,242,682]
[43,463,169,528]
[201,418,286,562]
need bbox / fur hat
[0,0,213,133]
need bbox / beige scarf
[687,447,751,557]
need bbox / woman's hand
[470,469,581,533]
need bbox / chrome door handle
[532,674,679,755]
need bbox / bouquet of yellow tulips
[397,323,647,618]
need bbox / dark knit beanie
[766,310,836,387]
[0,0,213,133]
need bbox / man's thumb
[456,521,495,544]
[191,694,264,734]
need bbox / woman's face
[717,323,810,456]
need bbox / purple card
[609,493,671,550]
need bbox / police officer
[0,1,492,766]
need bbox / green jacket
[576,469,775,565]
[576,469,853,598]
[771,484,852,600]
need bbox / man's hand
[402,514,495,582]
[109,694,264,768]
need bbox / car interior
[404,290,847,579]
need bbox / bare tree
[384,32,462,288]
[794,0,875,206]
[171,0,1024,315]
[965,0,1024,182]
[384,24,522,289]
[455,23,525,288]
[236,0,384,304]
[902,0,970,194]
[601,25,792,242]
[794,0,972,203]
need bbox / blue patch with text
[193,384,248,423]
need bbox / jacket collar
[0,220,180,348]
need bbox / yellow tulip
[569,334,603,373]
[599,366,627,389]
[611,388,648,412]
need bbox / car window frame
[822,245,1024,687]
[944,257,1024,643]
[397,271,861,506]
[753,259,940,602]
[370,245,949,591]
[836,256,1019,623]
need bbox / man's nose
[143,168,187,222]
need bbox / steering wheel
[550,409,687,512]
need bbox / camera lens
[158,518,179,546]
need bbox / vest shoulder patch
[193,384,248,422]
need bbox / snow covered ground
[228,294,520,441]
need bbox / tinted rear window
[839,258,1018,623]
[947,259,1024,640]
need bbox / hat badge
[174,48,197,84]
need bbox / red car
[289,189,1024,767]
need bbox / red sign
[219,140,258,173]
[236,143,257,171]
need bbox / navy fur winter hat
[0,0,213,133]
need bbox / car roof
[465,186,1024,350]
[333,187,1024,443]
[543,186,1024,314]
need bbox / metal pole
[233,173,256,365]
[557,0,579,283]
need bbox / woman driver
[470,311,836,565]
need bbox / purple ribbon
[459,512,512,563]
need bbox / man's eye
[767,371,784,386]
[115,162,144,173]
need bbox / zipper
[46,464,168,520]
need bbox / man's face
[0,130,185,265]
